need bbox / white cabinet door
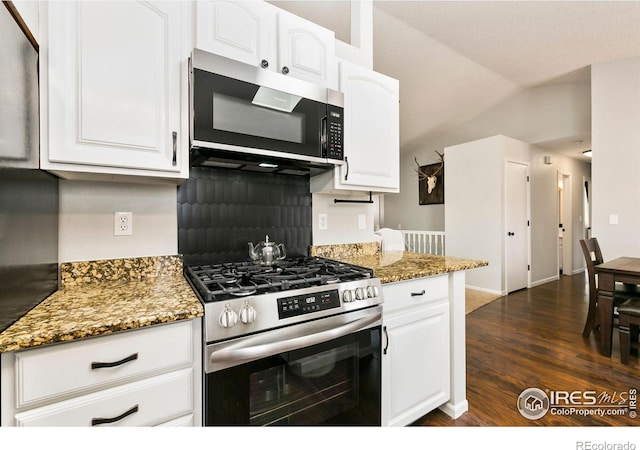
[195,1,336,89]
[382,301,450,427]
[338,60,399,192]
[195,0,277,68]
[276,9,336,88]
[44,1,188,177]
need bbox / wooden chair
[579,238,640,337]
[618,299,640,364]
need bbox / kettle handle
[277,243,287,260]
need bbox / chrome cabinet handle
[91,405,139,426]
[91,353,138,370]
[172,131,177,166]
[261,59,269,68]
[411,290,426,296]
[281,66,289,74]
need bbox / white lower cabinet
[382,276,451,427]
[1,319,202,427]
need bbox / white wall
[383,155,445,232]
[59,181,177,262]
[311,193,378,245]
[529,147,591,285]
[444,135,530,294]
[591,57,640,259]
[383,81,590,231]
[58,183,382,263]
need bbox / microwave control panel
[325,105,343,160]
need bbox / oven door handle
[207,308,382,372]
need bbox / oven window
[205,326,381,426]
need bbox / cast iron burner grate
[185,257,373,303]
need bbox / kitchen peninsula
[312,242,488,426]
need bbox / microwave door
[192,68,328,163]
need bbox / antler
[414,151,444,179]
[431,151,444,177]
[414,157,429,180]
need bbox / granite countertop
[311,242,488,284]
[0,256,203,353]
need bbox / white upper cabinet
[195,0,336,89]
[42,1,190,181]
[311,60,400,194]
[276,9,336,88]
[195,0,277,69]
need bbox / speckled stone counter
[311,242,487,283]
[0,256,203,353]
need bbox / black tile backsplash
[177,167,312,265]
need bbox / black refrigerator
[0,1,59,334]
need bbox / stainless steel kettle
[248,235,286,265]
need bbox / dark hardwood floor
[413,273,639,426]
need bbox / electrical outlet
[114,211,133,236]
[319,213,328,230]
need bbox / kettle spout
[248,242,257,260]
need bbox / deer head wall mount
[415,151,444,194]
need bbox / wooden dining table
[595,257,640,356]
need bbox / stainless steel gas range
[184,256,383,426]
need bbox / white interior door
[506,161,529,293]
[561,173,572,275]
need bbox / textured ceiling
[273,1,640,161]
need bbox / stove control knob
[239,302,257,324]
[355,287,366,300]
[219,305,238,328]
[367,285,379,298]
[343,290,355,303]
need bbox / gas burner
[322,276,340,284]
[230,288,257,297]
[185,257,374,303]
[254,266,320,282]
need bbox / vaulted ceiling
[272,1,640,161]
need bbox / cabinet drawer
[382,274,448,314]
[15,321,194,408]
[14,368,193,427]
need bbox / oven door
[204,306,381,426]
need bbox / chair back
[580,238,604,300]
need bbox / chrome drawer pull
[411,290,426,296]
[91,353,138,370]
[91,405,139,426]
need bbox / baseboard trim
[530,275,560,288]
[439,399,469,419]
[465,285,503,296]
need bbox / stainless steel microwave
[189,49,344,175]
